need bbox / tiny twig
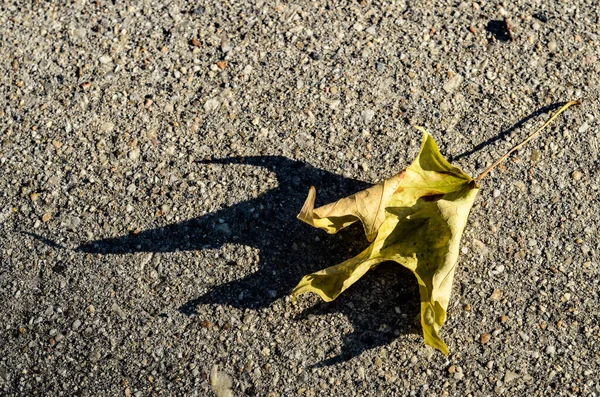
[474,100,581,183]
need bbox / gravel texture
[1,1,599,396]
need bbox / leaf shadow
[297,262,421,368]
[451,102,568,162]
[74,155,420,366]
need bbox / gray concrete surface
[1,1,599,396]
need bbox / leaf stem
[474,100,581,183]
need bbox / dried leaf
[293,130,479,354]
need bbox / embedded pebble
[204,98,220,112]
[480,333,491,344]
[357,366,365,380]
[73,27,87,39]
[504,371,519,383]
[111,303,126,319]
[472,239,489,255]
[210,365,233,397]
[361,109,375,124]
[128,147,140,161]
[443,74,463,93]
[491,264,505,275]
[101,122,114,132]
[490,289,502,301]
[99,55,112,64]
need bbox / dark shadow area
[451,102,568,161]
[298,262,420,368]
[20,231,68,250]
[74,155,421,364]
[485,19,513,42]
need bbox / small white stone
[73,27,87,39]
[204,98,220,112]
[328,99,341,109]
[210,365,233,397]
[242,65,253,76]
[578,122,589,133]
[504,371,519,383]
[546,345,556,355]
[472,239,489,255]
[99,55,112,64]
[128,147,140,161]
[111,303,126,319]
[221,38,232,53]
[518,331,530,342]
[443,74,463,94]
[361,109,375,124]
[492,264,505,275]
[548,40,557,52]
[101,122,114,132]
[357,366,365,380]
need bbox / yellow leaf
[293,130,479,354]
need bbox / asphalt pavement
[1,1,599,395]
